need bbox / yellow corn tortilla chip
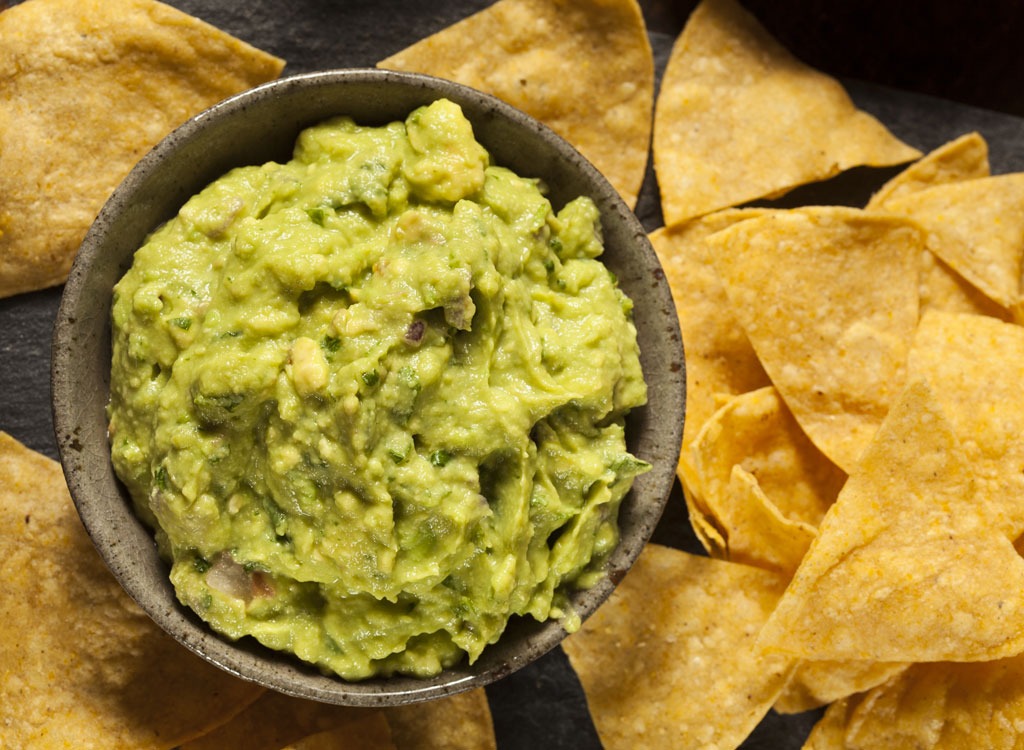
[835,656,1024,749]
[0,0,285,298]
[0,431,264,748]
[690,386,844,574]
[758,380,1024,663]
[918,248,1012,321]
[383,689,497,750]
[648,208,771,534]
[881,173,1024,310]
[562,543,794,749]
[706,206,923,472]
[181,687,496,750]
[376,0,653,207]
[908,310,1024,539]
[776,660,907,715]
[279,714,394,750]
[653,0,920,225]
[867,131,990,209]
[801,697,859,750]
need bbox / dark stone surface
[2,0,1022,747]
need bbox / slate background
[1,1,1023,748]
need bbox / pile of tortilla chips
[563,0,1024,748]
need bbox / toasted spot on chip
[758,380,1024,663]
[653,0,920,225]
[881,173,1024,311]
[706,206,922,473]
[908,310,1024,538]
[0,0,285,298]
[0,431,264,748]
[278,713,395,750]
[838,656,1024,749]
[562,543,793,749]
[376,0,654,208]
[867,131,990,209]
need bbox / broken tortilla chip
[376,0,654,208]
[0,431,264,748]
[653,0,920,225]
[706,206,922,473]
[562,543,793,749]
[0,0,285,298]
[757,380,1024,663]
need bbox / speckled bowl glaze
[51,69,685,707]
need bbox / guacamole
[108,98,649,680]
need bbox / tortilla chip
[881,173,1024,310]
[648,209,771,536]
[653,0,920,225]
[689,386,844,574]
[279,714,395,750]
[562,543,793,749]
[908,310,1024,538]
[384,689,497,750]
[0,431,264,748]
[377,0,653,207]
[867,131,990,209]
[838,656,1024,749]
[706,206,922,472]
[801,697,859,749]
[758,380,1024,663]
[917,248,1012,321]
[776,660,907,714]
[0,0,285,298]
[181,688,495,750]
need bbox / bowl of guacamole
[52,69,685,705]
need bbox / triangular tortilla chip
[881,173,1024,310]
[838,656,1024,749]
[758,380,1024,663]
[908,310,1024,539]
[776,660,907,715]
[0,432,264,748]
[562,543,793,749]
[653,0,920,225]
[0,0,285,298]
[377,0,654,207]
[706,206,922,472]
[867,131,990,209]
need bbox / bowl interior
[51,69,684,706]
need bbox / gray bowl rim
[51,67,685,707]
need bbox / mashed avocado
[108,98,649,680]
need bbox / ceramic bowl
[51,68,684,706]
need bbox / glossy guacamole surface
[108,99,649,680]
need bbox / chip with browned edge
[0,0,284,298]
[0,432,265,748]
[653,0,919,225]
[376,0,654,208]
[562,543,793,749]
